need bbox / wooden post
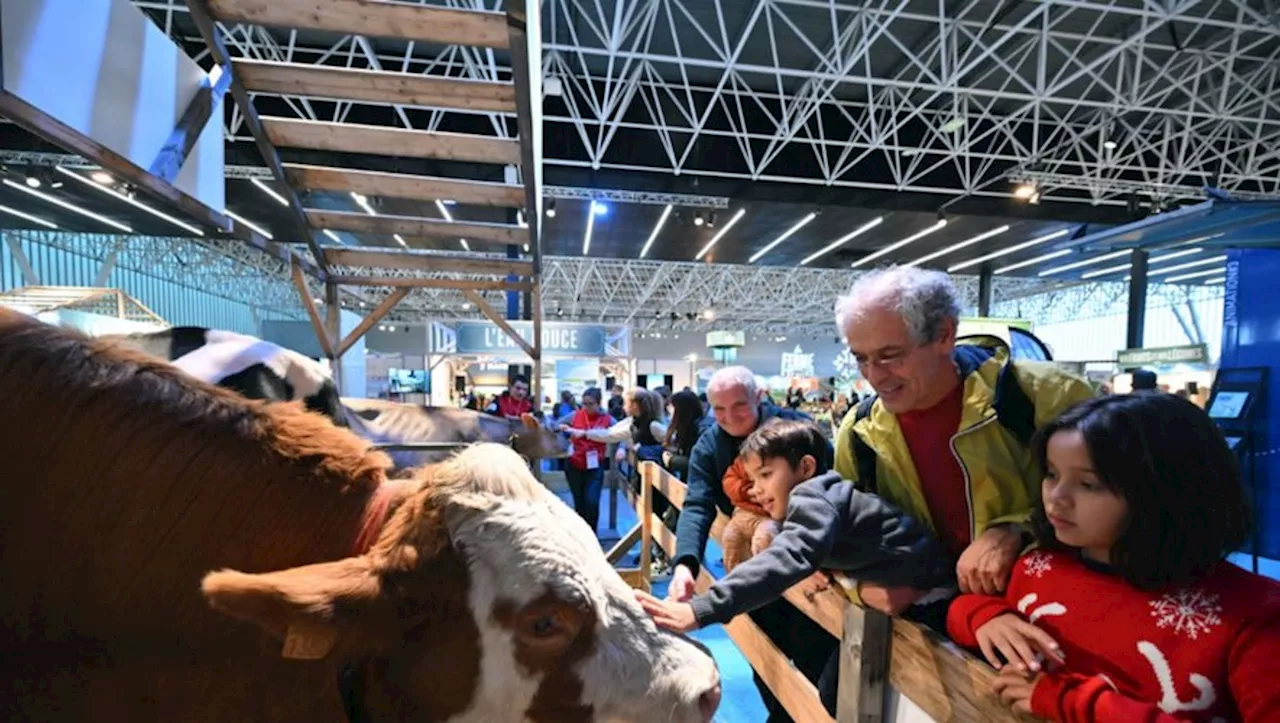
[836,604,891,723]
[324,280,342,390]
[638,461,653,583]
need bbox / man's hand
[634,590,698,633]
[957,525,1024,595]
[667,563,697,602]
[991,667,1042,715]
[857,582,924,615]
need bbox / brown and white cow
[0,308,719,722]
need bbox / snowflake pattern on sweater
[946,549,1280,722]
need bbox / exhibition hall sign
[455,321,608,356]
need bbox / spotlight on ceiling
[545,198,557,218]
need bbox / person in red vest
[562,387,611,532]
[486,374,533,420]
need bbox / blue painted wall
[1219,249,1280,559]
[1,233,288,336]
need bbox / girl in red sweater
[561,386,612,532]
[947,392,1279,722]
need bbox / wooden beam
[836,605,890,723]
[337,288,409,357]
[306,209,529,245]
[185,1,328,274]
[291,260,335,359]
[206,0,510,49]
[150,63,233,182]
[462,288,536,359]
[283,164,524,208]
[323,248,532,277]
[330,276,533,292]
[263,117,520,165]
[505,0,544,275]
[616,567,649,591]
[606,524,643,565]
[235,60,516,113]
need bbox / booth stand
[1206,367,1269,573]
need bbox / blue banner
[455,321,607,356]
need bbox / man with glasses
[833,266,1093,608]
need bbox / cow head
[201,444,718,722]
[509,412,572,460]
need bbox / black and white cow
[115,327,345,422]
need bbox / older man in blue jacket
[668,366,832,723]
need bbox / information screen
[1209,391,1250,419]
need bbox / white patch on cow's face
[444,489,719,723]
[180,331,331,399]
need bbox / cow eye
[530,615,559,638]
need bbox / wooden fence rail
[615,461,1040,723]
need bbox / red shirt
[567,408,611,471]
[897,382,969,557]
[493,392,533,418]
[947,549,1280,722]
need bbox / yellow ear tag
[282,622,337,660]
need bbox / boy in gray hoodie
[635,418,955,714]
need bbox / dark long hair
[665,390,704,457]
[1030,392,1251,590]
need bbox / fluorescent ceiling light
[1149,247,1202,264]
[994,249,1072,274]
[393,233,407,248]
[948,228,1070,272]
[352,192,377,216]
[225,210,272,239]
[749,212,817,263]
[1149,254,1228,276]
[695,208,746,260]
[582,202,598,255]
[57,167,201,235]
[851,219,946,269]
[800,217,884,266]
[3,178,132,232]
[252,177,288,206]
[908,225,1009,267]
[435,199,453,222]
[0,203,57,229]
[323,229,343,243]
[1204,276,1225,285]
[638,204,673,259]
[1038,249,1131,276]
[460,239,470,251]
[1080,262,1132,280]
[1165,268,1225,283]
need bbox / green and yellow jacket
[834,343,1095,548]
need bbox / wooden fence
[608,461,1040,723]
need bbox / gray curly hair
[834,266,961,345]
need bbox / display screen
[1209,391,1250,419]
[389,368,428,393]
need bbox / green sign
[1116,344,1209,368]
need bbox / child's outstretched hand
[634,590,698,633]
[797,571,832,600]
[974,613,1065,674]
[991,667,1041,714]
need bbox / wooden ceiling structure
[185,0,545,389]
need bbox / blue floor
[554,485,768,723]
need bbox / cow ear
[201,556,382,661]
[520,412,539,430]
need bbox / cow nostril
[698,682,721,721]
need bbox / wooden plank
[337,288,409,357]
[291,260,334,359]
[462,289,536,360]
[284,164,525,207]
[639,463,654,584]
[306,209,529,245]
[150,63,233,182]
[505,0,543,271]
[323,248,532,277]
[186,1,328,273]
[606,523,642,565]
[330,276,532,292]
[616,567,649,591]
[207,0,510,49]
[263,117,520,165]
[235,60,516,113]
[837,605,890,723]
[724,616,837,723]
